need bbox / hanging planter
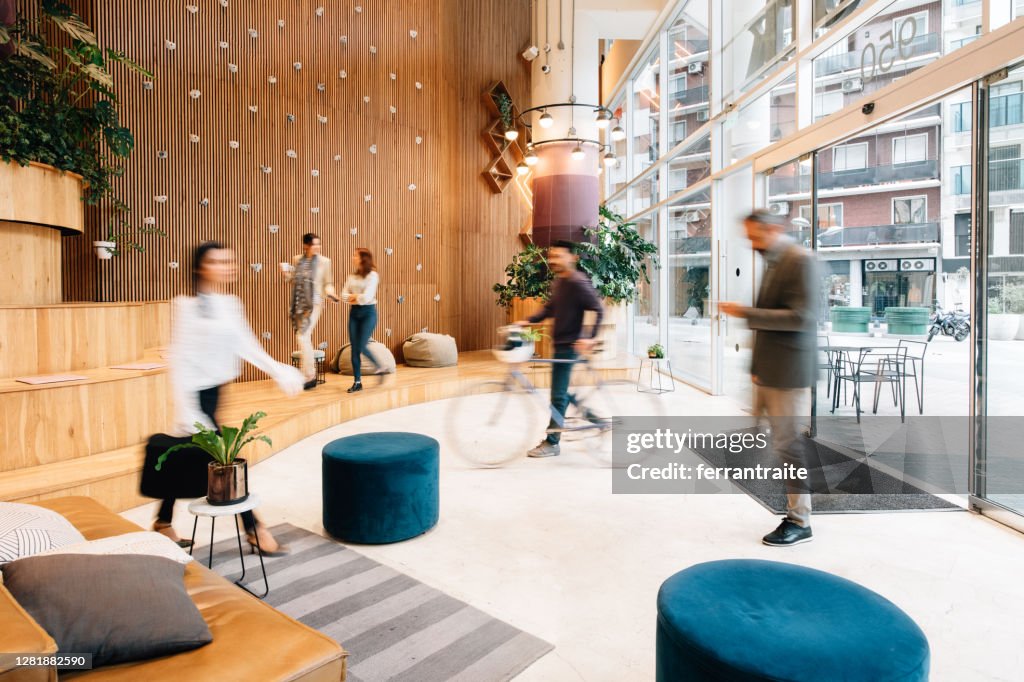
[93,240,116,259]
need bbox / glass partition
[720,0,795,104]
[667,186,713,386]
[723,70,796,164]
[811,1,977,121]
[606,96,629,198]
[632,212,661,355]
[667,5,711,149]
[632,49,661,178]
[667,131,711,195]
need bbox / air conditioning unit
[768,201,790,215]
[684,210,702,223]
[864,259,898,272]
[688,60,704,75]
[841,78,863,93]
[900,258,935,272]
[696,109,709,122]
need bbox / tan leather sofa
[0,497,346,682]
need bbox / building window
[815,90,845,118]
[833,142,868,171]
[990,145,1022,192]
[952,102,972,133]
[799,203,844,229]
[953,165,971,195]
[893,11,928,43]
[893,196,927,224]
[954,213,971,257]
[1011,210,1024,255]
[991,82,1023,128]
[892,133,928,164]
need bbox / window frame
[833,141,869,171]
[892,194,928,224]
[892,133,929,165]
[892,10,929,43]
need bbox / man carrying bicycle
[515,240,604,458]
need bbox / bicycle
[444,326,665,467]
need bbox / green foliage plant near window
[0,0,151,209]
[493,205,660,308]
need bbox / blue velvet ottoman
[656,560,929,682]
[322,432,439,544]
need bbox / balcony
[814,33,941,78]
[788,222,939,248]
[668,84,710,108]
[768,159,939,195]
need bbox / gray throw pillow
[1,554,212,666]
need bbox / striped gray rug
[199,523,553,681]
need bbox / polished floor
[124,378,1024,682]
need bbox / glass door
[976,62,1024,522]
[716,166,757,404]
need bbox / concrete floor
[123,379,1024,681]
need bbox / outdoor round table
[188,493,269,599]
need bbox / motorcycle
[928,306,970,342]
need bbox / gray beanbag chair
[403,332,458,367]
[331,340,397,375]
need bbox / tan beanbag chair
[331,340,397,375]
[402,332,458,367]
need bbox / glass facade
[604,0,1024,527]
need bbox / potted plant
[94,201,164,258]
[0,1,152,252]
[647,343,664,359]
[495,92,515,138]
[576,205,659,355]
[154,412,271,505]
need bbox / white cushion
[34,531,193,565]
[291,350,326,360]
[0,502,85,564]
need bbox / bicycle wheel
[565,370,666,466]
[444,380,548,467]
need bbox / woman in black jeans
[341,248,382,393]
[153,242,303,553]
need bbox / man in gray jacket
[720,210,818,546]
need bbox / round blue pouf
[322,432,439,544]
[656,560,929,682]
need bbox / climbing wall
[49,0,530,377]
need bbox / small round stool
[656,559,929,682]
[322,432,439,544]
[291,349,326,384]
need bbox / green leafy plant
[155,412,271,471]
[684,267,710,315]
[519,327,546,343]
[493,242,552,308]
[576,205,660,304]
[495,92,514,132]
[647,343,664,358]
[99,201,164,255]
[0,0,152,205]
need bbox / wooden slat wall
[41,0,529,379]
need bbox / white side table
[637,357,676,394]
[188,494,269,598]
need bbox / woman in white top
[161,241,303,554]
[341,248,381,393]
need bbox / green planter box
[830,306,871,333]
[884,307,930,336]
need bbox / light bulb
[603,152,617,167]
[525,149,539,166]
[611,125,626,141]
[505,128,519,141]
[571,144,585,160]
[539,111,554,128]
[516,162,529,176]
[595,109,611,128]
